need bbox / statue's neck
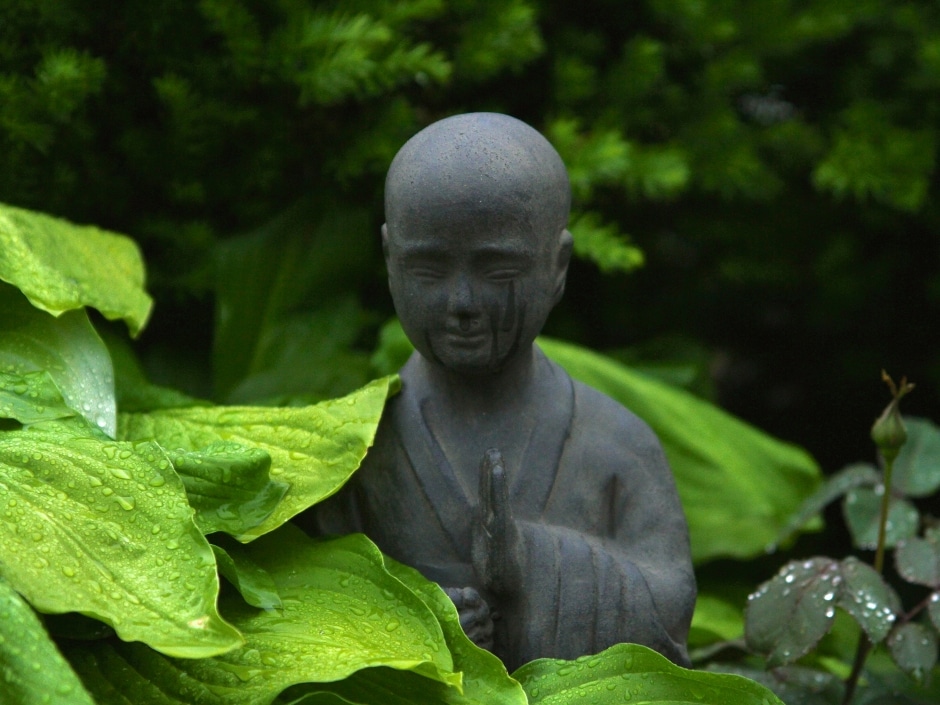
[411,345,539,415]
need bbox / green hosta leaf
[0,284,117,437]
[0,202,152,335]
[689,594,745,647]
[704,664,843,705]
[383,558,526,705]
[513,642,784,704]
[745,558,841,667]
[836,557,901,644]
[212,200,374,400]
[0,370,75,424]
[224,299,374,405]
[118,375,399,541]
[102,329,209,413]
[771,463,879,550]
[0,423,242,657]
[211,539,282,609]
[896,534,940,588]
[293,553,526,705]
[166,442,289,536]
[843,487,919,550]
[284,694,361,705]
[887,623,938,682]
[67,528,459,705]
[0,578,96,705]
[891,418,940,498]
[537,336,821,563]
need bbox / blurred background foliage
[2,0,938,481]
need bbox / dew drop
[116,496,136,511]
[385,618,401,632]
[109,466,131,481]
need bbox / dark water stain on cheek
[486,282,526,366]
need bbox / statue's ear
[553,229,573,305]
[381,223,390,261]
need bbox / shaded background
[2,0,938,476]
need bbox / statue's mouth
[444,330,487,347]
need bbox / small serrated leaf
[745,558,841,667]
[837,557,901,643]
[771,463,879,549]
[892,418,940,498]
[929,593,940,632]
[842,487,919,550]
[896,536,940,588]
[887,622,938,681]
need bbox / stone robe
[312,348,695,670]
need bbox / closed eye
[408,266,445,280]
[486,269,521,282]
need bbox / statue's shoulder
[546,359,666,470]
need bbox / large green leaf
[276,551,526,705]
[118,375,399,541]
[166,442,289,536]
[0,202,152,335]
[102,328,210,413]
[0,370,76,425]
[0,284,117,437]
[0,421,242,657]
[0,577,96,705]
[513,642,784,704]
[213,200,373,401]
[689,593,745,648]
[536,337,821,563]
[211,538,282,610]
[381,558,526,705]
[67,529,461,705]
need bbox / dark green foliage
[2,1,939,453]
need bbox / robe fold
[311,348,695,670]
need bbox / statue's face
[385,215,567,376]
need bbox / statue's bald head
[385,113,570,241]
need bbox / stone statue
[310,112,696,670]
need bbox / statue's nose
[448,273,478,316]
